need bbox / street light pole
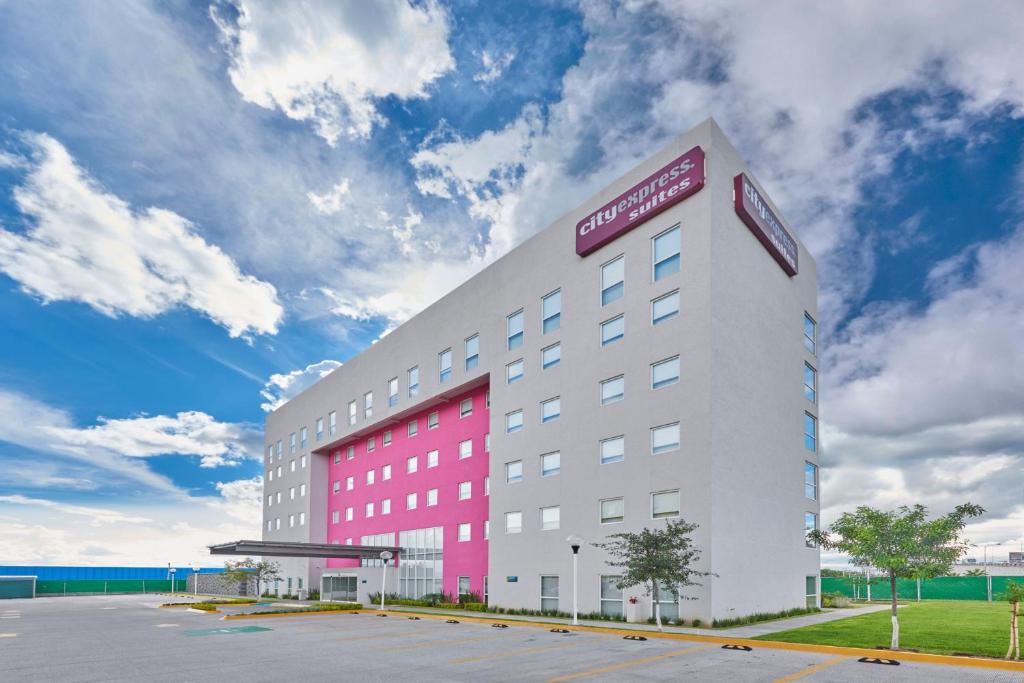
[566,535,584,626]
[379,551,393,611]
[192,563,200,598]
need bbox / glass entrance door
[322,575,358,602]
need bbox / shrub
[821,592,851,608]
[189,603,221,612]
[692,618,702,627]
[246,602,363,616]
[305,590,320,601]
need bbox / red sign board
[733,173,798,276]
[576,146,705,256]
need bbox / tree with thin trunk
[1002,581,1023,660]
[809,503,983,650]
[593,518,714,631]
[223,558,281,598]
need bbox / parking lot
[0,595,1022,682]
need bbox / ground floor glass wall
[398,526,443,598]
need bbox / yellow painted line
[390,609,1024,672]
[548,643,716,682]
[378,633,510,652]
[772,655,850,682]
[452,640,583,665]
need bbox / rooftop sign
[576,146,705,256]
[733,173,798,276]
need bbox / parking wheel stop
[722,644,752,651]
[623,635,647,641]
[858,657,900,666]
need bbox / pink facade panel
[326,384,490,598]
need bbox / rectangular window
[601,436,625,465]
[382,498,391,515]
[805,462,818,500]
[601,576,624,617]
[601,497,625,524]
[458,481,472,500]
[346,476,354,491]
[653,225,681,281]
[407,456,418,474]
[275,518,280,530]
[484,520,490,540]
[540,575,559,612]
[652,356,680,390]
[329,411,337,436]
[541,451,560,476]
[804,313,817,355]
[382,464,392,480]
[601,315,624,346]
[460,397,473,417]
[333,451,340,465]
[439,348,452,383]
[652,290,680,325]
[365,502,374,518]
[266,519,272,533]
[346,445,355,460]
[542,290,561,334]
[275,440,281,458]
[540,505,560,531]
[349,400,357,426]
[465,334,479,370]
[804,413,817,452]
[407,493,417,510]
[383,430,392,447]
[289,432,296,453]
[289,487,294,500]
[366,469,375,485]
[505,410,523,433]
[601,256,624,305]
[315,418,323,442]
[652,490,680,519]
[364,391,373,419]
[804,363,817,403]
[408,366,419,398]
[505,460,523,483]
[458,523,471,542]
[600,375,625,405]
[506,359,524,384]
[542,343,561,369]
[428,412,439,429]
[300,483,306,496]
[806,576,818,609]
[805,512,818,547]
[427,488,438,506]
[427,450,439,468]
[459,439,472,459]
[345,507,353,522]
[332,510,339,524]
[505,511,522,534]
[408,419,418,437]
[289,460,296,472]
[541,397,561,423]
[367,437,376,452]
[300,426,307,448]
[388,377,399,407]
[507,310,524,350]
[485,433,490,452]
[651,423,680,454]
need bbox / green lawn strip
[243,602,363,615]
[753,601,1012,658]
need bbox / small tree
[223,558,281,597]
[964,568,987,577]
[593,518,714,631]
[1002,581,1023,660]
[809,503,983,650]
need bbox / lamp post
[983,542,1003,572]
[566,535,584,626]
[379,551,393,611]
[191,563,200,598]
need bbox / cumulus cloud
[473,50,515,84]
[0,133,283,338]
[212,0,455,143]
[208,476,264,522]
[260,359,342,412]
[0,495,152,526]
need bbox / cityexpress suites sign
[733,173,798,276]
[575,146,705,256]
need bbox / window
[300,483,306,497]
[651,423,680,454]
[541,451,560,476]
[484,520,490,540]
[427,488,438,506]
[506,359,524,384]
[542,343,561,369]
[805,462,818,500]
[460,397,473,417]
[408,366,419,398]
[275,518,280,530]
[439,348,452,383]
[459,439,472,459]
[485,433,490,452]
[457,576,471,598]
[652,290,680,325]
[465,334,479,370]
[329,410,337,436]
[267,470,273,482]
[365,502,374,518]
[652,356,680,390]
[345,507,353,522]
[804,413,817,452]
[539,396,562,423]
[406,493,417,510]
[276,492,281,503]
[275,440,281,458]
[267,494,272,507]
[407,456,418,474]
[383,430,392,447]
[540,576,559,612]
[289,432,296,453]
[541,505,560,531]
[601,315,624,346]
[505,460,523,483]
[290,460,296,472]
[300,427,307,449]
[428,412,439,429]
[427,450,439,468]
[346,445,355,460]
[289,487,294,500]
[316,418,323,442]
[484,476,490,495]
[367,436,376,452]
[408,419,418,437]
[388,377,399,407]
[382,498,391,515]
[458,481,472,500]
[804,313,817,355]
[601,576,624,617]
[601,436,625,464]
[652,490,680,519]
[804,363,817,403]
[505,410,523,433]
[382,464,392,480]
[333,451,341,465]
[458,523,471,542]
[601,497,625,524]
[346,476,354,491]
[505,511,522,534]
[366,469,375,485]
[542,290,561,334]
[601,256,624,305]
[332,510,340,524]
[364,391,373,419]
[276,466,282,477]
[805,512,818,547]
[600,375,624,405]
[507,310,524,350]
[349,400,357,425]
[653,225,681,281]
[266,445,272,463]
[298,511,305,526]
[806,576,818,609]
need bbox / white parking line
[155,624,180,628]
[0,633,16,638]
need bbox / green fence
[821,575,1022,601]
[35,579,187,595]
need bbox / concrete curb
[223,609,363,620]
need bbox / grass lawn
[753,601,1014,658]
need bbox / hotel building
[260,118,820,622]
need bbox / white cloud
[260,359,342,412]
[212,0,455,143]
[307,178,351,215]
[473,50,515,84]
[208,476,263,522]
[0,133,283,338]
[0,495,152,526]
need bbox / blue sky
[1,1,1022,567]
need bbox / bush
[692,618,702,627]
[189,603,221,611]
[821,592,851,608]
[246,602,363,616]
[711,606,820,628]
[305,590,320,601]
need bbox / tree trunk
[889,572,899,650]
[653,583,663,632]
[1008,600,1019,660]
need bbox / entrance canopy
[209,540,400,561]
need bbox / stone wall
[188,572,259,597]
